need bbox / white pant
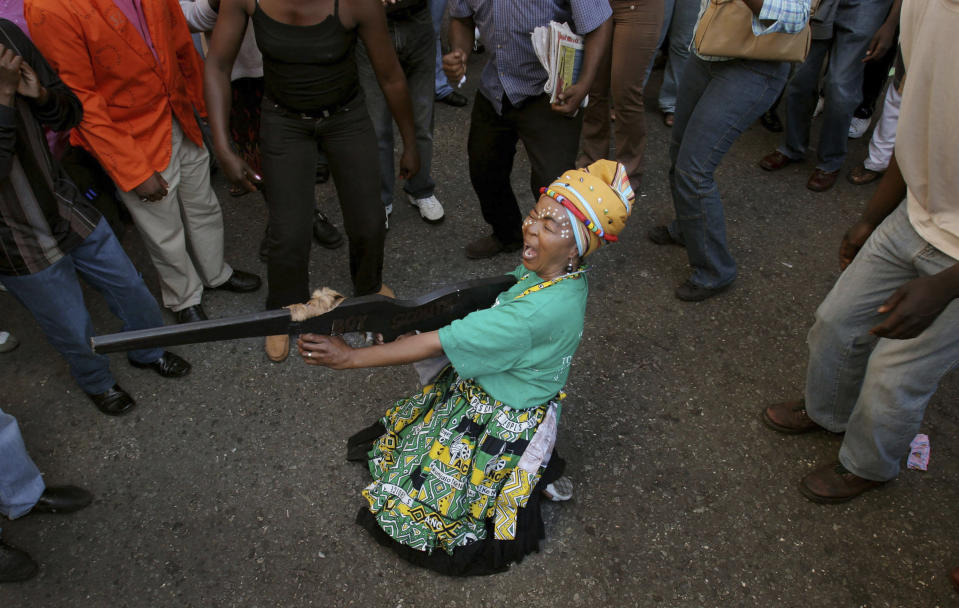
[117,118,232,311]
[863,84,902,173]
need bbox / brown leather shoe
[847,164,883,186]
[265,334,289,363]
[950,566,959,594]
[807,168,840,192]
[758,150,800,171]
[762,399,823,434]
[799,461,885,504]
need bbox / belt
[265,92,355,120]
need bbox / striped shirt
[694,0,811,61]
[0,19,98,276]
[450,0,612,113]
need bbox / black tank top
[252,0,359,113]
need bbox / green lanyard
[513,268,587,300]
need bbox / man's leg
[0,259,115,395]
[0,408,44,520]
[863,84,901,173]
[68,217,165,366]
[170,120,234,289]
[116,122,206,313]
[516,95,583,204]
[658,0,699,115]
[356,34,399,212]
[400,10,439,207]
[816,0,893,171]
[466,93,522,247]
[431,0,454,100]
[778,39,831,161]
[803,203,922,433]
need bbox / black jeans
[260,93,385,308]
[466,92,583,244]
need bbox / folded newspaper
[531,21,588,107]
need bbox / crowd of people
[0,0,956,592]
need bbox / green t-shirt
[437,265,587,410]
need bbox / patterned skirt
[349,365,565,576]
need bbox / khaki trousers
[118,118,232,311]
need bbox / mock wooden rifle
[91,275,516,354]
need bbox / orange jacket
[26,0,207,191]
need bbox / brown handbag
[693,0,813,62]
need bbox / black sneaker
[313,210,344,249]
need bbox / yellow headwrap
[540,159,634,257]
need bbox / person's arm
[863,0,901,62]
[297,331,444,369]
[204,0,262,192]
[442,11,474,83]
[551,17,611,115]
[354,0,420,179]
[839,152,906,269]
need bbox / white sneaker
[0,330,19,353]
[407,194,445,224]
[384,203,392,230]
[848,116,871,139]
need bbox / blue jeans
[0,218,164,394]
[778,0,892,172]
[667,56,789,288]
[804,203,959,481]
[431,0,454,99]
[0,408,44,520]
[356,8,437,208]
[657,0,699,114]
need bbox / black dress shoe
[674,279,732,302]
[32,485,93,514]
[210,270,261,293]
[313,210,344,249]
[86,384,135,416]
[0,539,37,583]
[436,91,468,107]
[130,351,191,378]
[175,304,208,324]
[647,225,684,247]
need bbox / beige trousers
[118,118,232,311]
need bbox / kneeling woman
[298,161,633,575]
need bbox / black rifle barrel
[91,274,516,354]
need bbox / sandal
[847,164,883,186]
[542,476,573,501]
[229,184,250,198]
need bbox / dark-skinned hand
[398,146,420,180]
[297,333,353,369]
[17,61,46,102]
[863,23,895,62]
[839,220,876,270]
[442,49,467,82]
[0,44,22,103]
[133,171,169,202]
[551,81,588,117]
[219,149,262,194]
[870,275,953,339]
